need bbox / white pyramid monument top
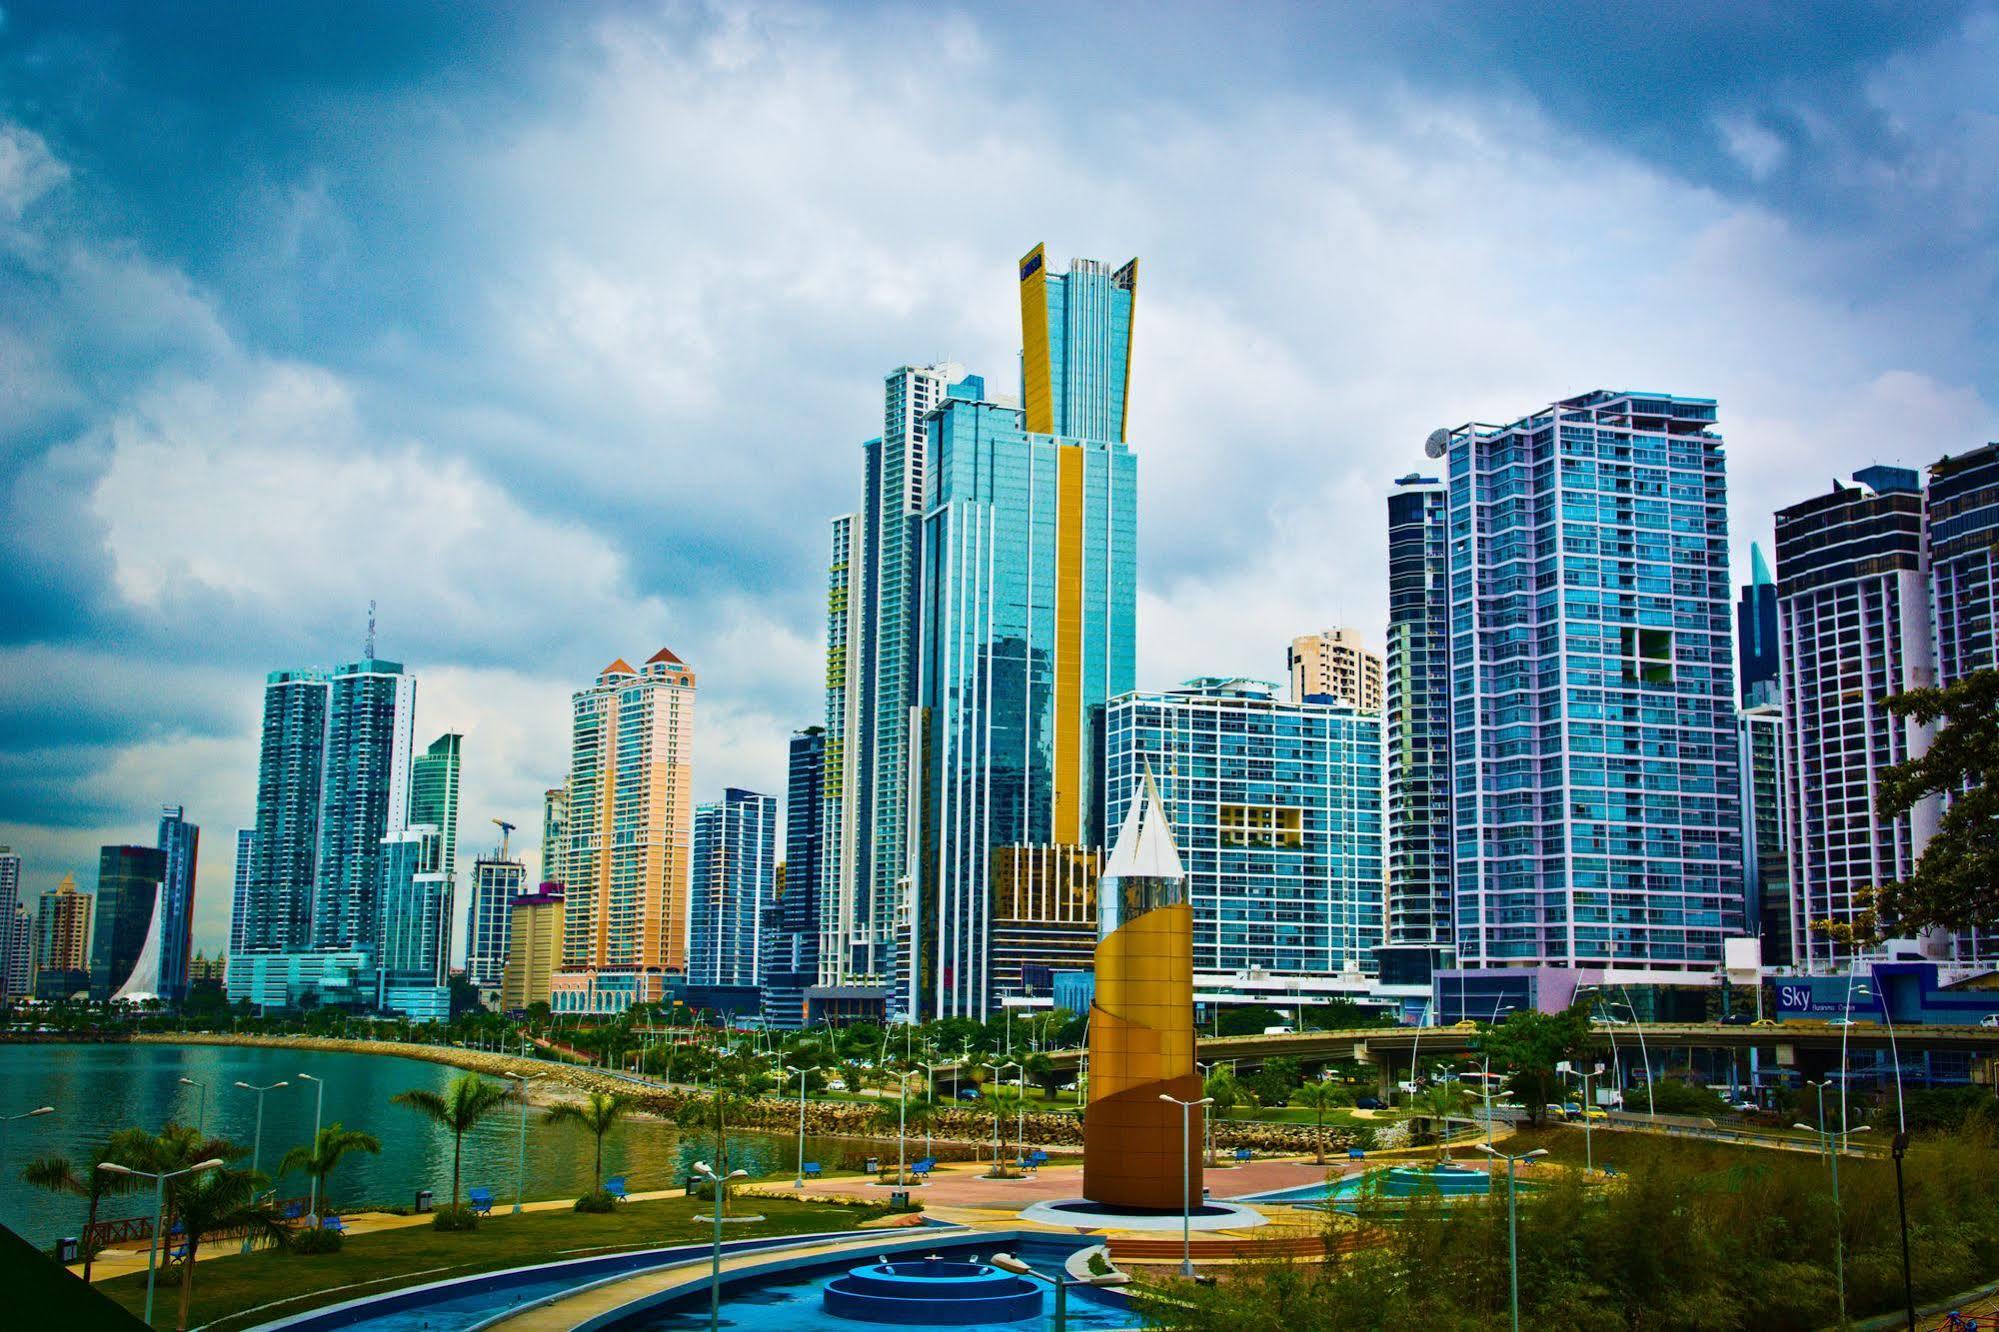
[1104,769,1185,882]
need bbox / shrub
[288,1225,344,1255]
[1086,1250,1113,1276]
[573,1190,617,1213]
[430,1204,479,1231]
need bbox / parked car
[826,1078,847,1091]
[957,1088,982,1100]
[1981,1014,1999,1029]
[1353,1095,1384,1110]
[1751,1018,1780,1027]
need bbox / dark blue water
[0,1043,939,1247]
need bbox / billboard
[1774,976,1885,1019]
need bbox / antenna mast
[365,600,377,658]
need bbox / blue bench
[321,1215,346,1234]
[803,1162,823,1180]
[467,1187,494,1216]
[1348,1148,1367,1160]
[604,1176,630,1202]
[910,1157,936,1180]
[1028,1150,1049,1166]
[282,1201,305,1223]
[1234,1147,1254,1163]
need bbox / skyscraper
[228,828,254,960]
[1102,679,1384,980]
[90,844,167,1001]
[241,669,330,955]
[466,850,527,990]
[1738,701,1791,966]
[1286,628,1384,711]
[502,886,564,1012]
[409,733,463,889]
[848,363,965,1014]
[1445,390,1743,972]
[540,785,570,887]
[155,806,199,1002]
[764,729,825,1029]
[34,873,91,1001]
[818,514,869,995]
[0,847,29,999]
[1384,474,1451,964]
[688,788,777,991]
[1737,543,1779,706]
[1775,466,1937,968]
[312,657,417,951]
[913,245,1138,1017]
[554,650,696,1014]
[376,824,451,1018]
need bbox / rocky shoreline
[131,1032,1362,1154]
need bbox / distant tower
[688,788,778,990]
[1737,543,1779,706]
[155,806,200,1003]
[1286,628,1384,711]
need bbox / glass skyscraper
[687,787,777,990]
[376,824,451,1018]
[1100,678,1384,977]
[1384,473,1451,959]
[1446,390,1743,971]
[90,843,167,1000]
[155,805,199,1002]
[763,728,825,1029]
[242,669,330,955]
[409,732,463,890]
[465,852,527,990]
[819,512,869,995]
[914,245,1138,1017]
[1737,543,1779,706]
[311,658,417,951]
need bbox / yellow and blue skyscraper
[912,245,1139,1018]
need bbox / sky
[2,1,1995,960]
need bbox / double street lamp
[297,1072,326,1222]
[691,1160,749,1332]
[1158,1094,1215,1276]
[177,1076,208,1135]
[1477,1143,1548,1332]
[100,1157,223,1326]
[233,1079,288,1251]
[0,1105,54,1230]
[1797,1078,1870,1328]
[782,1065,809,1187]
[502,1070,544,1213]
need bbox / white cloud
[0,121,65,219]
[1716,113,1787,180]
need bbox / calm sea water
[0,1043,936,1247]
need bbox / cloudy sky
[2,1,1995,959]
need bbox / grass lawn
[1502,1123,1832,1173]
[95,1193,890,1332]
[1224,1105,1406,1127]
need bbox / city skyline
[2,2,1997,961]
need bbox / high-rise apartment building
[818,514,869,995]
[409,733,463,888]
[241,670,330,955]
[375,824,451,1018]
[1445,390,1743,972]
[764,729,825,1029]
[1102,679,1384,977]
[312,658,417,950]
[1776,466,1938,968]
[228,829,254,959]
[1738,702,1791,966]
[844,363,966,1015]
[34,873,92,1001]
[1737,544,1779,706]
[90,844,166,1001]
[1384,474,1451,963]
[1287,628,1384,711]
[466,851,528,989]
[688,788,777,991]
[913,245,1138,1017]
[502,886,564,1012]
[540,785,570,887]
[0,847,30,999]
[155,806,199,1002]
[554,650,696,1014]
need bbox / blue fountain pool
[1244,1163,1510,1210]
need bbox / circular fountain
[822,1254,1042,1325]
[1381,1163,1491,1197]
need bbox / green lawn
[1501,1123,1830,1173]
[94,1194,889,1332]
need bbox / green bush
[573,1190,617,1213]
[1638,1079,1728,1117]
[430,1204,479,1231]
[287,1225,344,1255]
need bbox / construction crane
[492,818,516,860]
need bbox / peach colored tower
[551,649,695,1014]
[1084,771,1202,1211]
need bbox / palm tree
[392,1073,514,1212]
[984,1085,1023,1172]
[1413,1082,1474,1161]
[166,1165,287,1331]
[675,1083,754,1212]
[1293,1081,1348,1164]
[1203,1069,1240,1165]
[20,1126,150,1281]
[276,1124,381,1218]
[544,1091,631,1194]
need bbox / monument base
[1016,1198,1268,1232]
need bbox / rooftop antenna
[365,599,377,659]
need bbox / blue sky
[2,1,1994,957]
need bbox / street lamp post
[177,1076,208,1135]
[99,1157,223,1326]
[783,1066,808,1187]
[1477,1143,1549,1332]
[297,1072,326,1222]
[691,1161,748,1332]
[1158,1094,1215,1277]
[0,1105,54,1229]
[502,1071,544,1213]
[991,1251,1131,1332]
[983,1062,1019,1171]
[233,1079,288,1252]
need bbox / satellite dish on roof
[1424,428,1451,459]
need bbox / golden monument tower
[1084,771,1202,1210]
